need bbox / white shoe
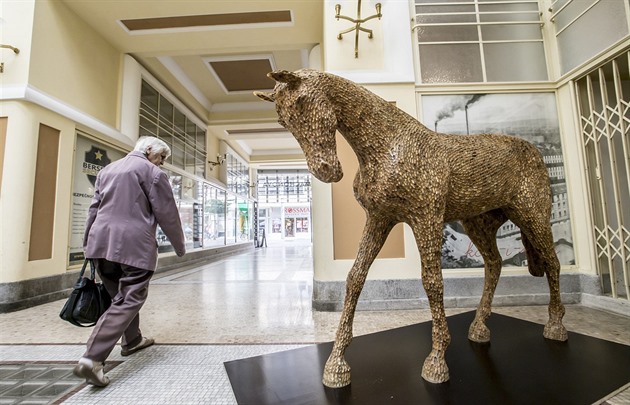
[121,337,155,356]
[73,357,110,387]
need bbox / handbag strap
[77,258,96,282]
[78,259,88,278]
[88,259,96,280]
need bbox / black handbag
[59,259,111,327]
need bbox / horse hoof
[322,357,351,388]
[468,321,491,343]
[544,322,568,341]
[421,353,449,384]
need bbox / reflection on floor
[0,239,628,404]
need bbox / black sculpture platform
[225,311,630,405]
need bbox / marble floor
[0,239,629,404]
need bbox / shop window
[203,184,226,247]
[237,198,250,241]
[256,169,312,204]
[414,0,548,83]
[156,169,182,254]
[551,0,628,75]
[226,153,250,198]
[139,80,206,177]
[225,194,237,244]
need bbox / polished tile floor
[0,239,629,404]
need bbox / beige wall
[0,118,6,194]
[0,101,76,283]
[0,1,34,86]
[29,1,121,127]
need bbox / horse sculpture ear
[254,91,276,103]
[268,70,302,87]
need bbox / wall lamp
[0,44,20,73]
[208,153,226,170]
[335,0,382,58]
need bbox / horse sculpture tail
[521,232,545,277]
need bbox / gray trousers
[83,259,153,362]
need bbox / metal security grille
[575,51,630,300]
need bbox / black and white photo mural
[421,93,575,268]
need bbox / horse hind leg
[505,207,568,342]
[462,210,507,343]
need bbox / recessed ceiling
[60,1,323,165]
[120,10,293,32]
[225,128,302,157]
[206,57,275,93]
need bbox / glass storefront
[69,135,251,261]
[256,170,312,242]
[132,78,255,255]
[225,193,237,245]
[203,185,226,247]
[257,204,311,241]
[152,169,253,253]
[157,169,181,253]
[179,176,203,250]
[237,198,251,242]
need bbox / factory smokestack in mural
[433,94,484,133]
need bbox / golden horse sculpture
[255,69,568,387]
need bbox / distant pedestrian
[74,136,186,387]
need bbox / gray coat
[84,151,186,270]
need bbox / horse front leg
[322,216,393,388]
[414,221,451,384]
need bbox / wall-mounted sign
[68,135,124,265]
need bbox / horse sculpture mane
[256,69,568,387]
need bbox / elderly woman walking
[74,136,186,387]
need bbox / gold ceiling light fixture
[0,44,20,73]
[334,0,382,58]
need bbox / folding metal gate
[575,51,630,300]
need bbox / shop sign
[284,206,310,217]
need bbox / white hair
[134,136,171,158]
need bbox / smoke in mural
[422,93,575,268]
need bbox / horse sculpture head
[255,69,343,183]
